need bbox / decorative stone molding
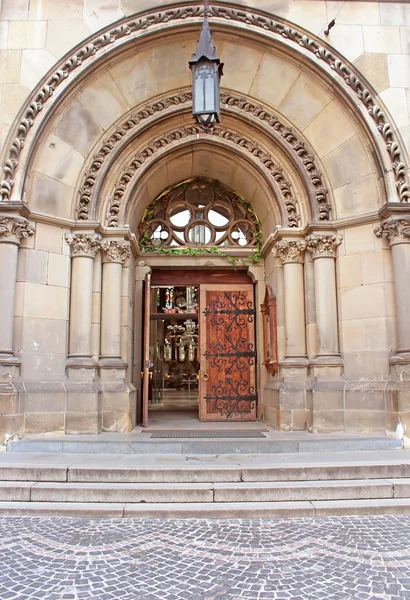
[75,91,329,223]
[100,239,131,264]
[77,92,192,220]
[0,216,34,245]
[65,232,102,257]
[220,93,331,220]
[374,218,410,246]
[273,239,307,264]
[0,3,407,205]
[106,125,300,228]
[305,233,343,258]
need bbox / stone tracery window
[138,177,261,252]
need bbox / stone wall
[1,0,410,439]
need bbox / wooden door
[199,284,257,421]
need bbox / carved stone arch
[97,130,303,234]
[0,0,408,214]
[75,90,332,226]
[102,138,289,238]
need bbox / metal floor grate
[149,431,267,439]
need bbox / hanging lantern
[189,1,223,129]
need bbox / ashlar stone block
[0,51,22,84]
[354,53,389,93]
[363,25,402,54]
[29,0,82,20]
[78,71,129,129]
[304,101,356,158]
[46,20,91,59]
[8,21,47,50]
[250,53,300,109]
[55,99,103,157]
[32,133,85,188]
[279,72,332,131]
[0,0,29,20]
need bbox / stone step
[1,478,410,503]
[2,454,410,483]
[7,435,402,455]
[2,498,410,518]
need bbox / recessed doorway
[142,270,257,426]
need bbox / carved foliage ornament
[76,91,329,223]
[106,125,300,228]
[65,232,102,257]
[374,218,410,245]
[273,239,307,263]
[305,233,343,258]
[0,216,34,245]
[100,239,131,263]
[0,4,408,204]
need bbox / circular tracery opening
[138,177,262,252]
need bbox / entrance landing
[6,412,402,455]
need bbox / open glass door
[199,284,257,421]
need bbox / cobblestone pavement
[1,516,410,600]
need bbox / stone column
[0,215,34,367]
[305,233,342,360]
[65,232,101,367]
[375,218,410,360]
[273,239,307,360]
[100,239,131,366]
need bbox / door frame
[141,269,255,426]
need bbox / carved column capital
[0,215,34,245]
[374,218,410,246]
[100,239,131,264]
[273,239,306,264]
[305,233,343,259]
[65,232,102,258]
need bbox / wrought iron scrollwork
[204,335,256,375]
[203,290,256,417]
[205,378,257,419]
[203,292,255,332]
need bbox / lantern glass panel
[193,61,216,114]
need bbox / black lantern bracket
[189,0,224,131]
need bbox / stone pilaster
[305,233,342,362]
[375,218,410,362]
[0,215,34,365]
[65,232,101,367]
[64,232,101,434]
[273,239,307,362]
[99,239,134,433]
[272,238,309,430]
[100,239,131,365]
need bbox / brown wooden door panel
[199,284,257,421]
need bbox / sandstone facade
[1,0,410,440]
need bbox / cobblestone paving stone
[1,515,410,599]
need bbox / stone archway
[1,2,410,439]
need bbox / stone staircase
[1,433,410,518]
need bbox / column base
[390,354,410,381]
[99,357,128,369]
[0,353,21,380]
[310,355,344,382]
[66,356,98,368]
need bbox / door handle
[202,373,209,381]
